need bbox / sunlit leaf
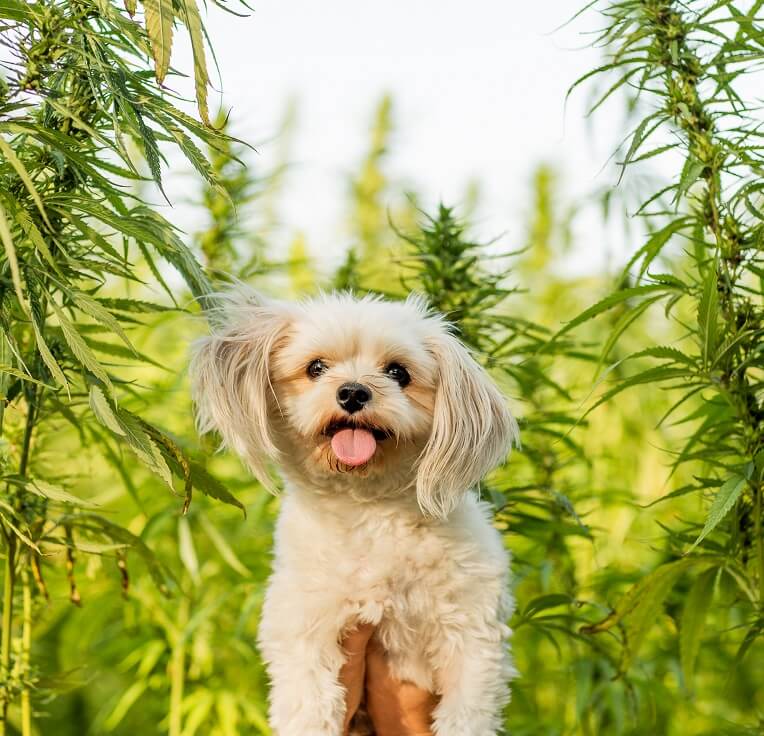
[183,0,211,126]
[143,0,174,84]
[688,475,747,552]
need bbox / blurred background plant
[0,1,762,735]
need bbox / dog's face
[269,297,438,483]
[191,290,517,517]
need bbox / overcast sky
[167,0,658,275]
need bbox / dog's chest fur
[270,487,512,691]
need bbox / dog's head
[190,288,518,518]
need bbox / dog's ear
[189,290,291,490]
[416,330,518,519]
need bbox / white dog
[190,288,519,736]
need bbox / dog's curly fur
[190,288,519,736]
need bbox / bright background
[168,0,650,274]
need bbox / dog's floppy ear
[416,329,518,519]
[189,290,291,490]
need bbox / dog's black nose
[336,382,371,414]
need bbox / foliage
[0,0,248,733]
[566,0,764,707]
[0,1,761,735]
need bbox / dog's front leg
[258,578,359,736]
[431,624,512,736]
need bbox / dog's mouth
[321,419,391,468]
[322,419,391,442]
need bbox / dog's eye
[385,362,410,387]
[307,359,328,379]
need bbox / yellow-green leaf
[14,207,63,276]
[182,0,211,125]
[582,557,717,671]
[89,384,126,436]
[0,137,52,229]
[0,202,28,314]
[27,479,98,508]
[32,319,68,391]
[51,301,113,393]
[143,0,174,84]
[73,292,136,354]
[199,513,250,577]
[697,268,719,367]
[688,475,747,552]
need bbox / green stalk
[0,331,10,437]
[0,534,16,736]
[0,379,40,734]
[20,568,31,736]
[757,484,764,611]
[0,312,12,736]
[168,597,189,736]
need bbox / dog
[190,287,519,736]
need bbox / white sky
[167,0,661,276]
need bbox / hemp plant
[0,0,245,731]
[566,0,764,689]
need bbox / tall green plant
[0,0,246,731]
[566,0,763,712]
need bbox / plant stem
[18,384,38,479]
[20,567,31,736]
[757,484,764,612]
[0,533,16,736]
[0,375,41,733]
[0,332,10,437]
[168,597,189,736]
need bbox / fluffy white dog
[190,288,519,736]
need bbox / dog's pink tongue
[331,428,377,467]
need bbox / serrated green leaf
[549,284,671,344]
[585,365,689,416]
[688,475,747,552]
[698,269,719,366]
[0,137,52,229]
[116,410,173,489]
[51,301,113,393]
[618,117,650,182]
[96,298,177,314]
[0,201,28,314]
[623,218,691,281]
[182,0,211,126]
[85,338,163,369]
[623,345,696,365]
[25,479,98,508]
[73,292,136,354]
[0,511,39,552]
[143,0,174,84]
[598,294,663,368]
[188,461,245,515]
[582,557,716,670]
[31,319,68,390]
[680,566,717,688]
[14,207,63,276]
[89,384,126,436]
